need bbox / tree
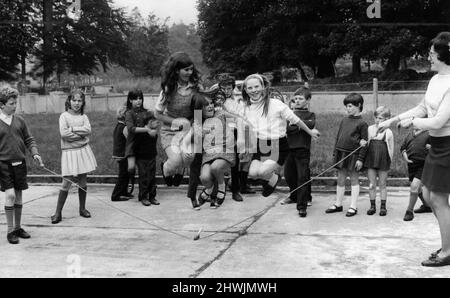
[198,0,450,78]
[0,0,38,82]
[34,0,132,87]
[168,23,209,75]
[125,12,169,77]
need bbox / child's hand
[123,126,129,138]
[355,160,363,171]
[359,139,368,147]
[403,152,413,164]
[33,155,44,168]
[426,144,431,150]
[147,128,157,137]
[310,128,320,140]
[148,120,159,130]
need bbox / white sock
[218,183,226,192]
[268,173,278,187]
[350,184,360,209]
[336,186,345,206]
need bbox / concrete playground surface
[0,184,449,278]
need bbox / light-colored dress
[59,111,97,176]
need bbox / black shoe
[240,186,256,194]
[112,196,129,202]
[367,206,376,215]
[422,254,450,267]
[414,205,433,213]
[262,175,280,197]
[161,162,173,186]
[149,198,160,205]
[298,209,307,217]
[79,209,91,218]
[191,199,201,210]
[345,208,358,217]
[141,198,151,206]
[379,208,387,216]
[14,228,31,239]
[51,214,62,224]
[232,192,243,202]
[7,232,19,244]
[172,174,184,187]
[403,210,414,221]
[325,204,343,213]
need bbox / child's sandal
[198,189,211,205]
[346,207,358,217]
[215,190,226,207]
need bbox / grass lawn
[24,111,410,178]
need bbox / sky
[112,0,198,24]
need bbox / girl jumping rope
[51,91,97,224]
[155,52,201,187]
[240,74,320,197]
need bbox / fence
[17,79,425,114]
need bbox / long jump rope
[35,143,364,242]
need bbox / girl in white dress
[51,91,97,224]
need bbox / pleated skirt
[61,145,97,177]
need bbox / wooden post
[373,78,379,109]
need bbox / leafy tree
[168,23,209,75]
[0,0,38,81]
[125,12,169,77]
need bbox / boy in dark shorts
[0,85,43,244]
[401,128,433,221]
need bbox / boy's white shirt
[0,110,13,125]
[367,124,394,161]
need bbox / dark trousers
[188,153,202,201]
[284,150,311,210]
[136,158,156,201]
[111,159,130,200]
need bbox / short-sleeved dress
[59,111,97,177]
[155,85,196,150]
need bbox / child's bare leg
[408,178,422,211]
[210,159,230,203]
[248,160,262,180]
[164,146,183,177]
[378,170,388,215]
[367,169,377,215]
[200,164,214,196]
[259,160,280,187]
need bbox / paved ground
[0,184,449,278]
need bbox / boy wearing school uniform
[0,85,43,244]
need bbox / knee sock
[55,190,69,216]
[407,192,418,211]
[336,186,345,206]
[79,186,88,212]
[350,185,359,209]
[14,204,22,230]
[369,199,376,209]
[5,206,14,233]
[380,200,387,210]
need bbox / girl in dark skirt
[364,106,394,216]
[326,93,368,217]
[378,32,450,267]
